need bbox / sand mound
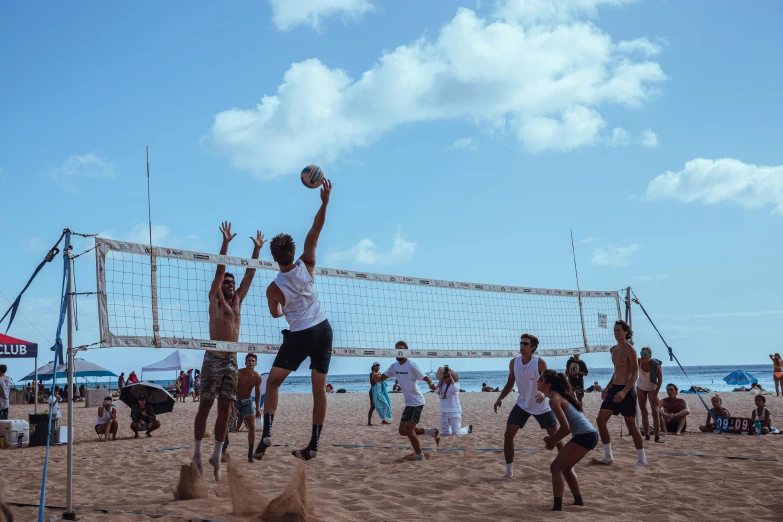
[173,462,208,500]
[261,462,309,522]
[228,457,267,517]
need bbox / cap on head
[104,396,112,401]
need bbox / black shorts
[273,319,333,374]
[570,431,599,450]
[665,420,686,433]
[600,385,637,418]
[507,404,557,429]
[401,405,424,425]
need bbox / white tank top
[95,407,112,427]
[514,355,550,414]
[636,360,656,392]
[273,258,327,332]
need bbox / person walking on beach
[494,334,561,480]
[377,341,440,460]
[770,353,782,397]
[537,370,598,511]
[260,180,334,462]
[0,365,10,421]
[636,347,663,443]
[368,362,392,426]
[193,222,265,481]
[117,372,125,392]
[595,320,646,466]
[436,366,472,436]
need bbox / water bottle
[754,419,762,435]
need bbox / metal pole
[63,246,75,520]
[34,356,38,414]
[626,287,633,332]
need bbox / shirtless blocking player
[595,320,647,466]
[193,222,265,480]
[230,353,263,463]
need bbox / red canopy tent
[0,333,40,411]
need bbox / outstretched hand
[320,179,332,205]
[251,230,266,249]
[220,221,237,243]
[494,399,502,413]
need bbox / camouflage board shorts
[199,351,238,401]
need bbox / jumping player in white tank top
[493,333,562,479]
[260,179,334,462]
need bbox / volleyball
[300,165,325,189]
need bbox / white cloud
[639,129,658,147]
[99,223,202,249]
[326,228,417,266]
[268,0,373,31]
[590,244,641,267]
[608,127,630,147]
[205,2,665,177]
[634,273,670,282]
[646,158,783,216]
[493,0,637,26]
[49,152,114,190]
[445,137,477,152]
[578,236,596,244]
[617,37,664,56]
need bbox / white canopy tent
[140,350,203,380]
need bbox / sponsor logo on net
[171,339,190,346]
[200,342,217,349]
[363,350,376,356]
[241,259,249,266]
[342,349,358,355]
[193,254,210,261]
[259,261,274,268]
[166,249,183,256]
[355,273,367,279]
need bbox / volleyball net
[94,238,622,358]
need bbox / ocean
[71,363,777,394]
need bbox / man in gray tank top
[257,179,334,462]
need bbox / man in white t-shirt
[378,341,440,460]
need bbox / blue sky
[1,0,782,383]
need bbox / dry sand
[1,391,782,521]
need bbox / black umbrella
[119,382,175,415]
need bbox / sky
[1,0,782,383]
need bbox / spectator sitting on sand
[130,394,161,438]
[392,381,402,393]
[326,383,334,393]
[585,381,603,393]
[699,395,730,432]
[481,383,494,392]
[659,384,689,436]
[750,395,771,435]
[95,396,118,441]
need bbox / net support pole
[63,245,76,520]
[34,356,38,414]
[569,230,589,352]
[625,287,632,331]
[147,147,161,348]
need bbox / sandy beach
[1,391,781,521]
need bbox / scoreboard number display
[714,416,751,434]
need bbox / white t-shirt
[384,360,426,407]
[438,381,461,413]
[0,376,10,410]
[49,394,62,419]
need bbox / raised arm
[237,231,266,301]
[210,222,236,297]
[494,359,516,412]
[300,179,332,269]
[266,284,285,318]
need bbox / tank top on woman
[95,407,112,427]
[562,402,596,435]
[636,360,656,392]
[273,258,327,332]
[514,355,549,414]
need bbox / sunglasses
[641,352,651,357]
[520,341,532,347]
[223,280,236,286]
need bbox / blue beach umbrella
[722,369,758,386]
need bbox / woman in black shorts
[537,369,599,512]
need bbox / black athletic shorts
[665,420,686,433]
[570,431,599,450]
[273,319,333,374]
[401,405,424,425]
[507,404,557,429]
[600,385,637,417]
